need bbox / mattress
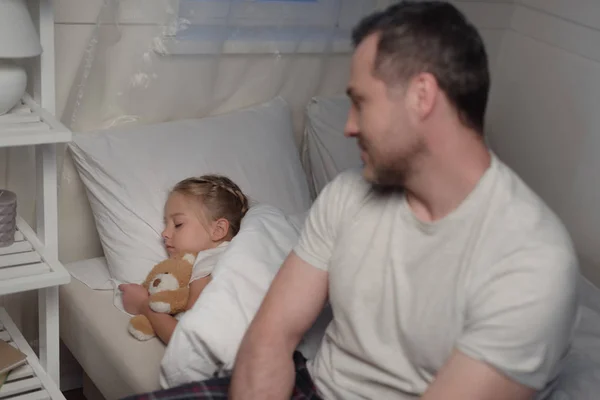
[60,257,165,400]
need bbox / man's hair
[352,1,490,134]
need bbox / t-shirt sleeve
[190,264,213,282]
[456,244,580,390]
[189,246,227,282]
[293,170,365,272]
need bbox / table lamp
[0,0,43,115]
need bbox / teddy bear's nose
[153,279,161,287]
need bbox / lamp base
[0,60,27,116]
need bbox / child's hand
[119,283,149,315]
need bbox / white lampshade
[0,0,43,58]
[0,0,42,115]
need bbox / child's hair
[172,175,249,237]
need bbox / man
[230,1,579,399]
[124,2,579,399]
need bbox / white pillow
[302,95,361,197]
[159,203,305,387]
[69,97,312,284]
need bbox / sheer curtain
[61,0,377,138]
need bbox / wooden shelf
[0,94,71,148]
[0,217,70,297]
[0,308,64,400]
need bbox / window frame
[153,0,374,55]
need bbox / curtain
[61,0,377,140]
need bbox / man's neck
[403,132,491,223]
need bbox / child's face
[161,192,216,256]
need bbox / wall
[485,0,600,285]
[52,0,514,123]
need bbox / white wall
[486,0,600,285]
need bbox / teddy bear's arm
[149,287,190,314]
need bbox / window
[154,0,375,55]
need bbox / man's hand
[421,350,535,400]
[119,283,149,315]
[229,251,328,399]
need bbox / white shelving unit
[0,309,64,400]
[0,1,72,399]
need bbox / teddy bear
[127,252,196,341]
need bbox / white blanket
[159,204,328,388]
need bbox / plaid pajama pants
[122,352,322,400]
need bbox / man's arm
[229,251,328,399]
[421,350,535,400]
[426,241,579,400]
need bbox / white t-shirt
[190,242,229,283]
[294,154,580,399]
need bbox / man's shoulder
[483,158,578,281]
[493,159,571,243]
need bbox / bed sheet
[61,257,165,398]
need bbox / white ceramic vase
[0,60,26,115]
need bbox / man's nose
[344,108,359,138]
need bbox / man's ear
[211,218,230,241]
[406,72,438,121]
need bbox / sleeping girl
[119,174,249,345]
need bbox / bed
[59,94,600,400]
[58,96,315,397]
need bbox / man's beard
[366,136,427,189]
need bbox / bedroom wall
[51,0,513,133]
[485,0,600,286]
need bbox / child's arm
[137,275,212,344]
[139,306,179,344]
